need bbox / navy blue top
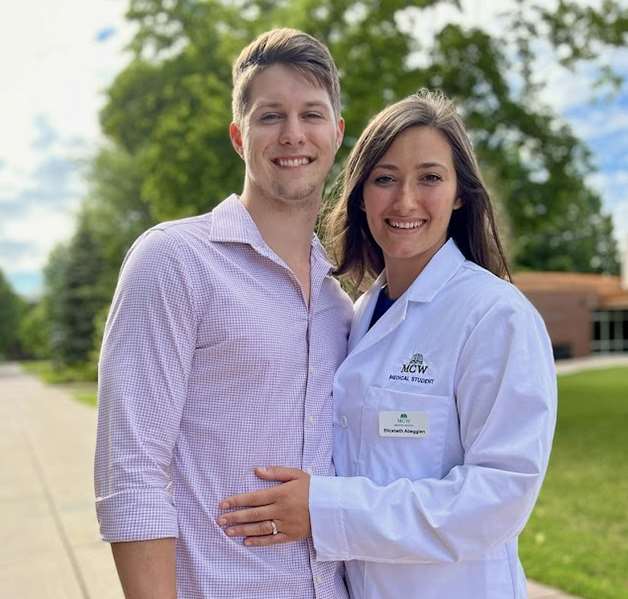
[368,287,396,330]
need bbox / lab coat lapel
[348,274,409,357]
[347,239,466,359]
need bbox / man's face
[230,64,344,207]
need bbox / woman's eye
[423,174,442,183]
[374,175,394,185]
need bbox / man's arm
[94,229,199,594]
[112,539,177,599]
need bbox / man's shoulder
[150,212,213,243]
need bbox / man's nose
[279,115,306,145]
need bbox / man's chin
[273,183,320,205]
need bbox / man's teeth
[388,220,425,229]
[275,157,310,167]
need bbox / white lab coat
[309,239,557,599]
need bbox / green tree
[18,301,51,360]
[0,270,25,359]
[82,145,156,296]
[43,215,110,366]
[97,0,624,273]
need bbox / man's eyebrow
[252,100,330,111]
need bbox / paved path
[0,362,122,598]
[555,353,628,375]
[0,360,601,599]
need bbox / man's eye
[304,112,324,119]
[260,113,281,122]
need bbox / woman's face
[363,126,461,282]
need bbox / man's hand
[217,467,310,547]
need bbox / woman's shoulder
[453,260,539,319]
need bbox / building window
[591,310,628,353]
[552,344,572,360]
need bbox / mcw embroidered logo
[401,353,429,374]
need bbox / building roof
[513,271,628,309]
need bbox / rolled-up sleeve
[94,229,198,542]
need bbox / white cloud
[0,0,133,295]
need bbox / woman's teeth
[387,220,425,229]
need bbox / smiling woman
[362,126,462,298]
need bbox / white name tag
[379,411,428,438]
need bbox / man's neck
[240,189,321,302]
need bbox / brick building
[514,269,628,359]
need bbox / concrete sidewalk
[0,361,587,599]
[0,362,122,598]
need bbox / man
[94,28,350,598]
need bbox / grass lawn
[520,367,628,599]
[21,360,97,406]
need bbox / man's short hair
[232,28,341,123]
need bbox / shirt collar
[373,238,466,304]
[208,194,332,271]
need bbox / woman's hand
[217,466,311,547]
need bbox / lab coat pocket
[358,387,450,486]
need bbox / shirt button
[339,415,348,428]
[308,415,316,425]
[304,467,313,475]
[309,366,315,376]
[314,575,323,584]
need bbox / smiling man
[94,28,351,599]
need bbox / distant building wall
[522,291,595,358]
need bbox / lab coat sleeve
[94,229,198,542]
[310,299,557,563]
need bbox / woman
[218,89,557,598]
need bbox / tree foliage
[42,214,111,366]
[34,0,627,371]
[96,0,625,274]
[0,270,25,359]
[18,301,51,360]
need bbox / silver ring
[270,520,278,535]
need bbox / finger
[255,466,306,482]
[244,533,291,547]
[225,520,276,538]
[219,487,277,510]
[217,505,273,527]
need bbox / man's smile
[272,156,313,168]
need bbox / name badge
[379,411,428,438]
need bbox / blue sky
[1,0,627,298]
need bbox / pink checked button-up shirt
[94,194,352,599]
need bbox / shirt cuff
[96,488,179,542]
[309,475,350,561]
